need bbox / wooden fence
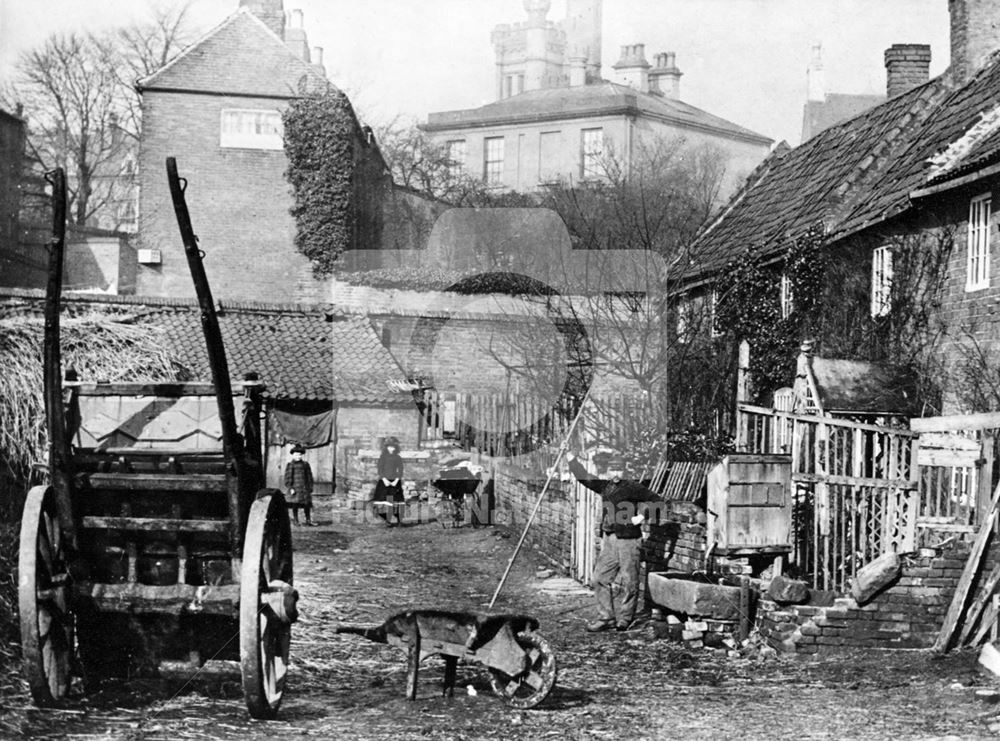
[737,404,920,593]
[419,389,643,459]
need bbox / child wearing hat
[373,437,405,526]
[283,444,316,526]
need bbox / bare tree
[2,4,193,229]
[461,135,728,452]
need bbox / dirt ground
[3,499,1000,741]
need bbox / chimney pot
[291,8,303,28]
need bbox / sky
[0,0,952,146]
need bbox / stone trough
[647,571,742,620]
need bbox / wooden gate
[738,404,920,593]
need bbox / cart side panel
[73,395,225,451]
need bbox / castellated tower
[491,0,567,98]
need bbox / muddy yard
[3,500,1000,741]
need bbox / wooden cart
[18,163,298,719]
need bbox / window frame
[779,273,794,319]
[966,192,992,292]
[219,108,284,150]
[870,245,894,317]
[446,139,466,181]
[580,127,604,180]
[483,136,505,187]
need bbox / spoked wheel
[488,631,557,709]
[19,485,75,705]
[437,499,460,528]
[240,491,297,720]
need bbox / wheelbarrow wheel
[19,485,75,706]
[240,491,295,720]
[487,631,557,709]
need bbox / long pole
[488,384,594,608]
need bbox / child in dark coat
[373,437,405,526]
[284,444,315,526]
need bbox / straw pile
[0,311,184,688]
[0,312,184,481]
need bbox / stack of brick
[757,540,1000,653]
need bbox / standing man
[566,451,661,632]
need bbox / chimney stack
[949,0,1000,85]
[569,54,587,86]
[648,52,682,99]
[806,44,826,102]
[284,8,310,60]
[240,0,285,40]
[884,44,931,98]
[613,44,651,93]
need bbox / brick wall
[137,90,310,302]
[757,540,1000,653]
[492,460,574,571]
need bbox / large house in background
[677,0,1000,415]
[421,0,772,201]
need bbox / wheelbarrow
[335,609,557,708]
[432,458,484,529]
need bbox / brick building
[677,0,1000,416]
[134,1,390,303]
[421,0,771,201]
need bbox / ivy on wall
[282,89,358,277]
[715,226,827,402]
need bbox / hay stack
[0,312,184,480]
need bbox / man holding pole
[566,451,662,632]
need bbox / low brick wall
[491,461,573,572]
[757,541,1000,653]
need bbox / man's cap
[290,444,305,454]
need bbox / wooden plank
[979,434,995,527]
[739,404,920,437]
[82,516,229,533]
[791,473,916,488]
[970,599,999,647]
[911,412,1000,433]
[73,582,239,615]
[85,473,228,492]
[66,381,229,397]
[958,560,1000,645]
[934,484,1000,652]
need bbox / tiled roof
[683,59,1000,284]
[0,289,407,404]
[137,8,326,98]
[423,82,771,144]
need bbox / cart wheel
[487,631,557,709]
[19,485,75,705]
[240,491,295,719]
